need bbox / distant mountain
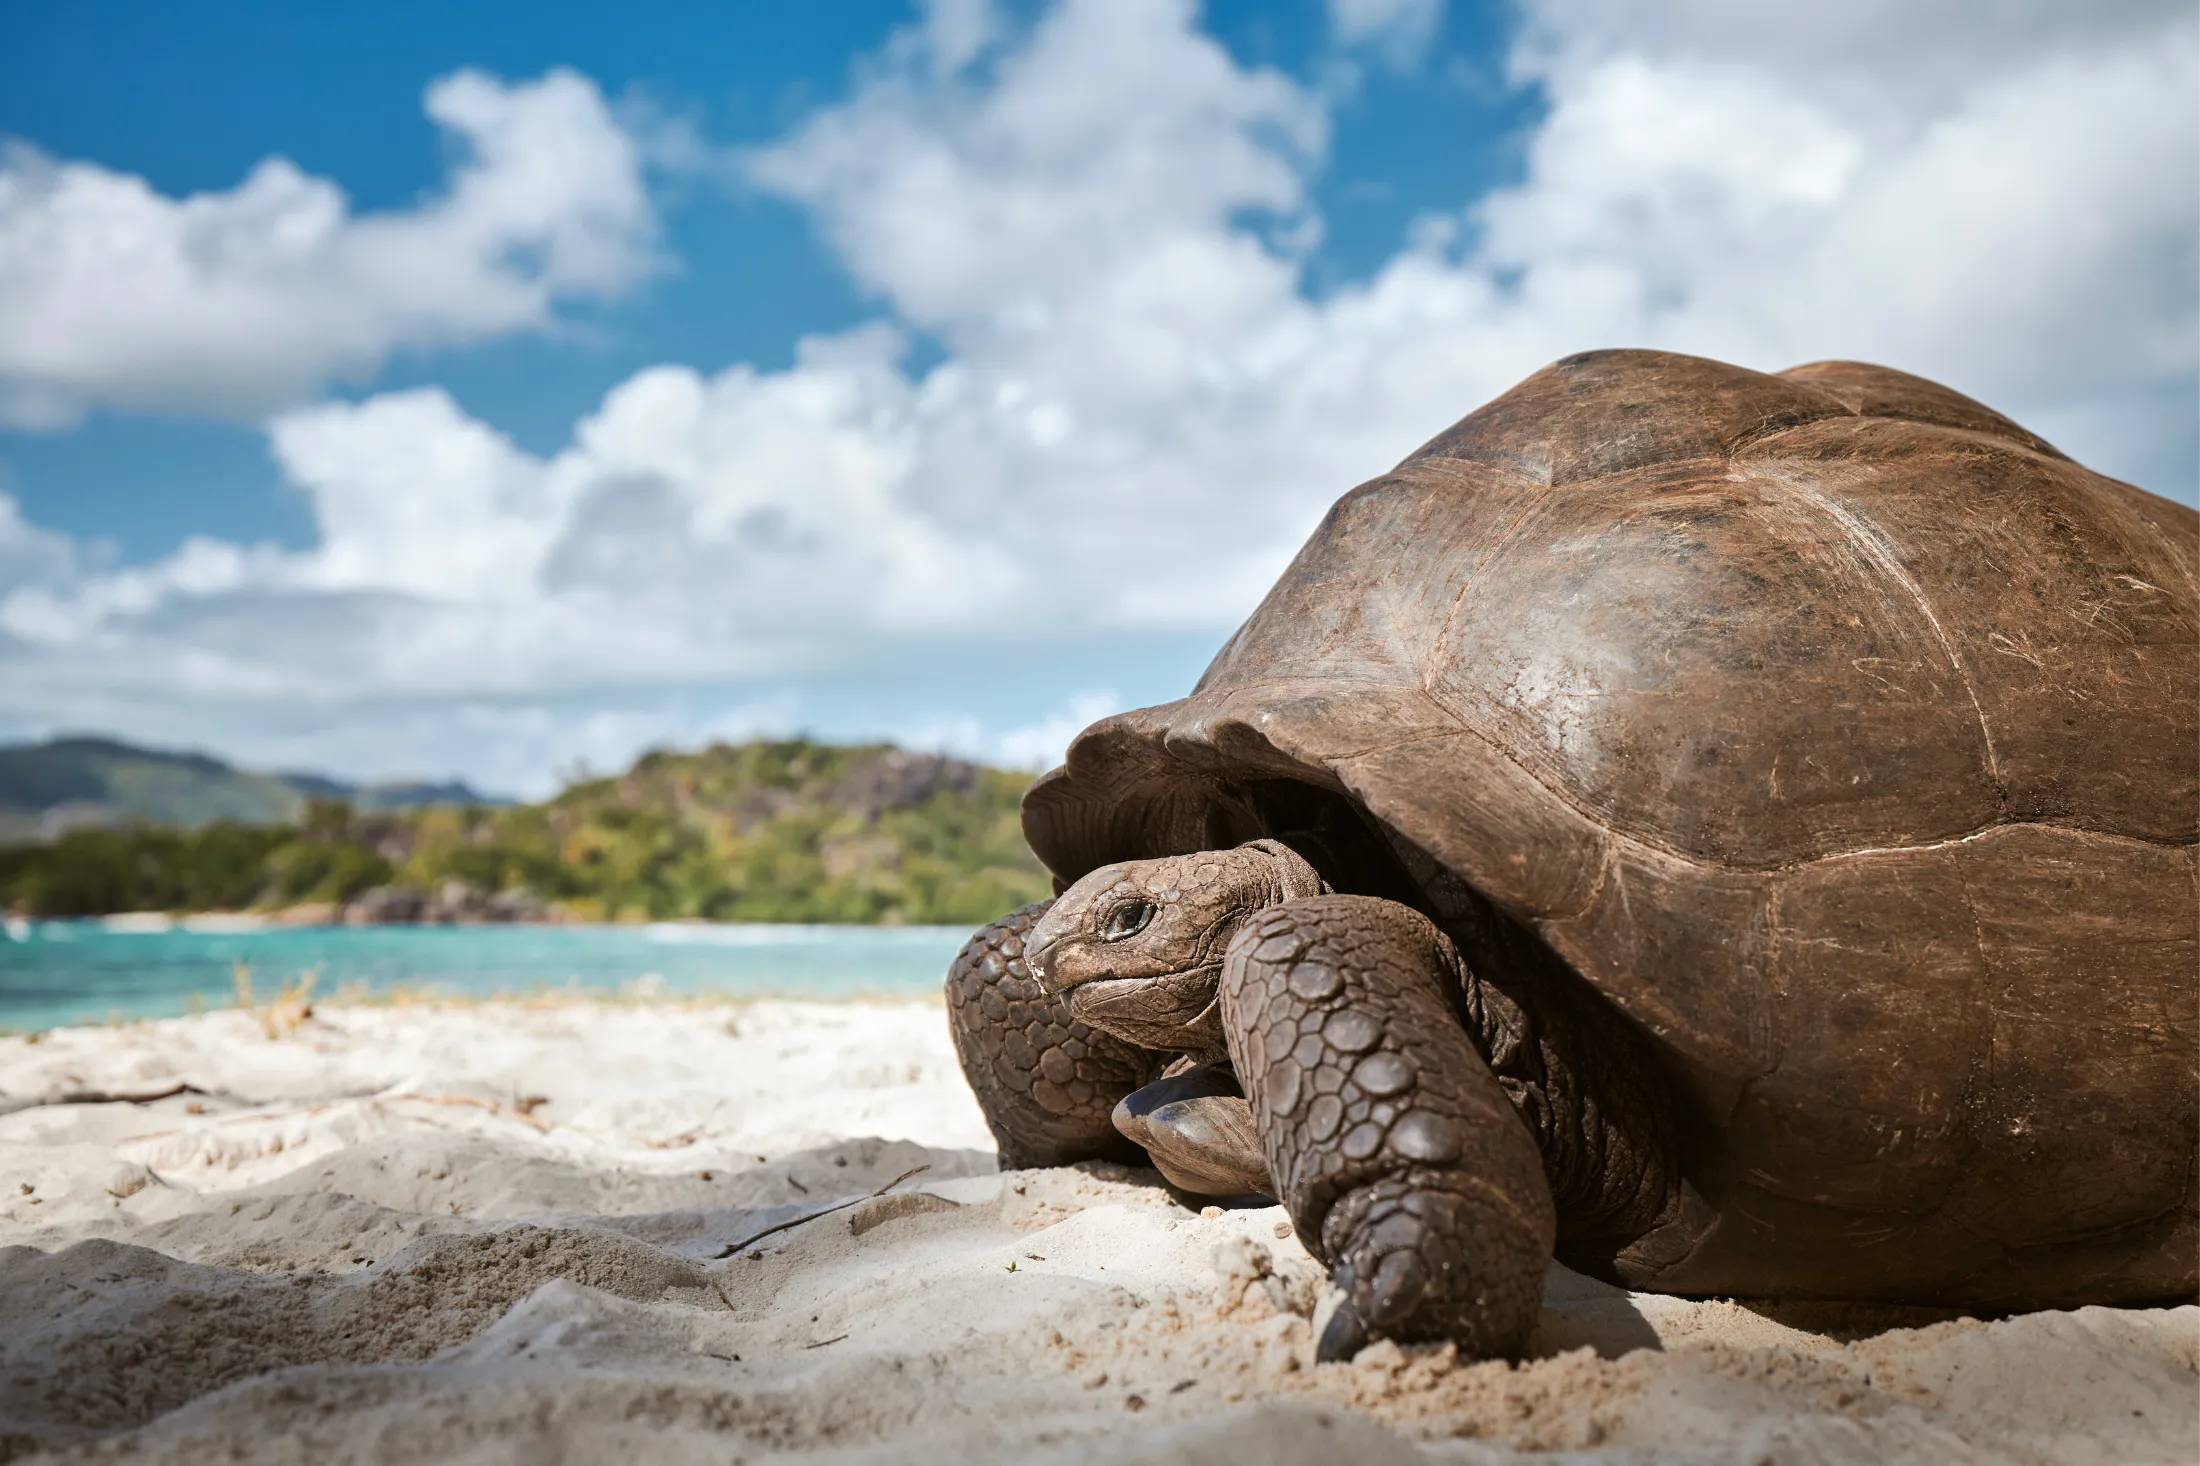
[0,736,509,842]
[0,737,1051,925]
[286,774,503,814]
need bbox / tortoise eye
[1100,900,1156,941]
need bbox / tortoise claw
[1316,1296,1369,1363]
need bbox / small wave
[643,922,839,947]
[181,913,270,935]
[642,922,966,947]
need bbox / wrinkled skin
[948,839,1680,1361]
[1024,841,1322,1059]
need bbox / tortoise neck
[1410,877,1682,1264]
[1266,829,1344,891]
[1266,821,1428,911]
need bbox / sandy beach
[0,997,2191,1464]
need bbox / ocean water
[0,917,978,1033]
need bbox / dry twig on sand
[711,1165,933,1258]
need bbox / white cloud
[959,691,1117,770]
[1483,5,2196,488]
[749,0,1322,345]
[868,688,1128,780]
[1518,0,2185,109]
[1330,0,1445,69]
[0,69,655,428]
[0,0,2191,789]
[0,491,79,595]
[991,689,1126,771]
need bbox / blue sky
[0,1,1535,561]
[0,0,2193,793]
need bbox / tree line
[0,740,1053,926]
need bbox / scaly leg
[945,901,1160,1168]
[1222,895,1555,1361]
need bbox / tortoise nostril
[1024,936,1063,990]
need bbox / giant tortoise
[945,349,2198,1361]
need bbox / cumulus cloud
[1330,0,1446,69]
[0,69,655,428]
[1479,0,2197,485]
[1,0,2192,787]
[998,690,1130,770]
[1520,0,2184,107]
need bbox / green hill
[517,740,1049,922]
[0,736,507,843]
[0,738,1052,925]
[0,737,303,840]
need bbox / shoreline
[8,911,976,934]
[0,922,974,1039]
[1,1000,2191,1463]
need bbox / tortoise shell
[1025,349,2198,1303]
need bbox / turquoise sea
[0,917,974,1033]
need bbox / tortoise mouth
[1068,965,1226,1053]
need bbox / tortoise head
[1024,839,1325,1057]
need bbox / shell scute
[1416,458,2001,866]
[1412,349,1851,486]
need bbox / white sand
[0,998,2191,1464]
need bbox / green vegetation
[0,739,1052,926]
[0,823,300,916]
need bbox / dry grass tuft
[232,960,319,1039]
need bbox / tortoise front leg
[1222,895,1555,1361]
[1113,1062,1272,1198]
[945,901,1160,1168]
